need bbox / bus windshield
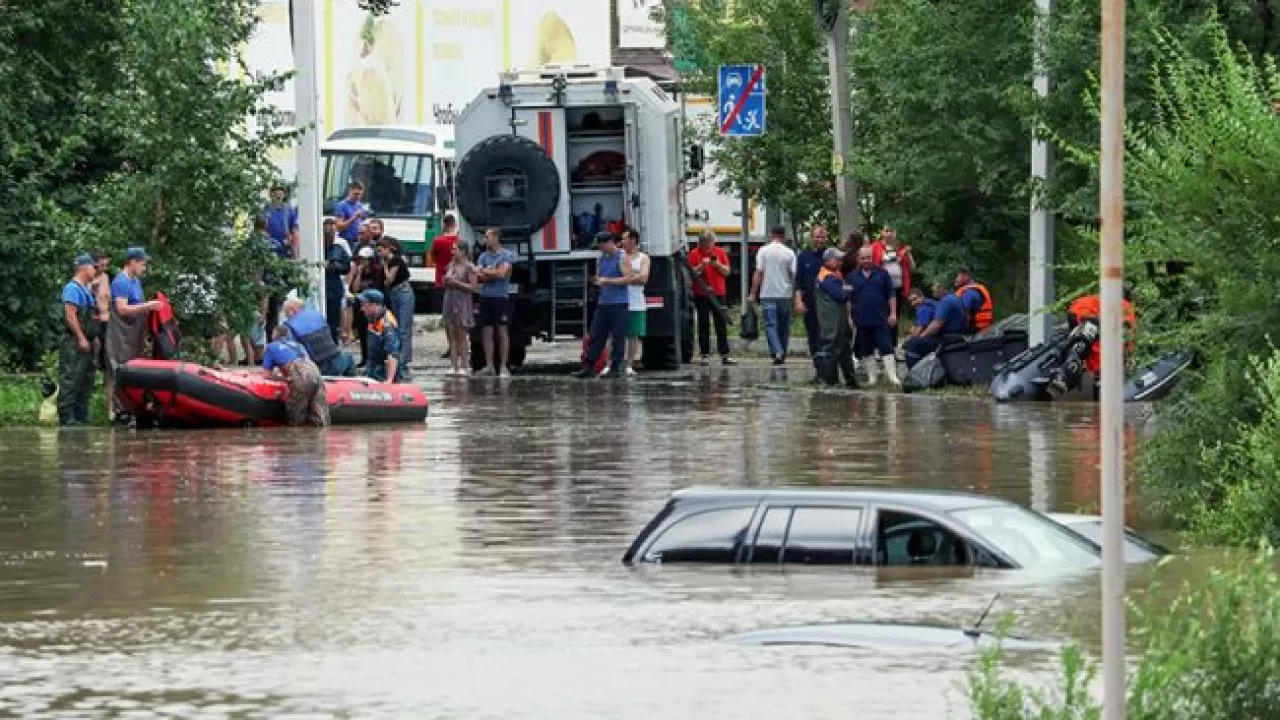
[322,152,436,218]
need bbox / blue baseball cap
[124,247,150,262]
[73,253,95,268]
[357,289,385,305]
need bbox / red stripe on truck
[538,112,556,251]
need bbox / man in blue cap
[105,247,162,421]
[58,254,101,426]
[356,289,403,383]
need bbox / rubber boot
[838,354,859,389]
[819,356,839,386]
[882,354,901,387]
[865,354,879,385]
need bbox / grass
[0,375,109,427]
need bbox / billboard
[320,0,610,131]
[242,1,612,178]
[617,0,666,49]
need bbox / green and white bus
[321,125,457,298]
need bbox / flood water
[0,370,1189,718]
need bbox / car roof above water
[667,486,1010,513]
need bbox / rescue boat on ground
[116,359,428,428]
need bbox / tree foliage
[664,0,839,229]
[0,0,291,370]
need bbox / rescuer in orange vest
[1067,291,1136,376]
[953,267,994,333]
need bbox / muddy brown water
[0,369,1209,718]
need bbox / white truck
[453,64,694,370]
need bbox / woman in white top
[621,228,650,375]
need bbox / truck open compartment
[565,106,628,249]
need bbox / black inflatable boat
[990,336,1193,403]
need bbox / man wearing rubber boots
[262,327,330,427]
[58,254,101,426]
[281,299,355,377]
[814,249,858,387]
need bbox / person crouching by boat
[262,327,329,427]
[356,289,404,383]
[281,298,355,377]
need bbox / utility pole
[291,0,324,309]
[1029,0,1055,346]
[817,0,859,241]
[1098,0,1128,716]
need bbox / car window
[876,510,973,566]
[952,505,1101,568]
[646,507,755,563]
[1063,520,1164,562]
[781,506,863,565]
[749,506,793,563]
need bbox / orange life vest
[955,283,994,332]
[1068,294,1136,374]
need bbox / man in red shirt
[429,214,460,359]
[687,231,737,365]
[429,214,459,273]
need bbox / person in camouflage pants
[262,327,330,427]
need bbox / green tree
[0,0,292,370]
[664,0,838,229]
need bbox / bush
[968,548,1280,719]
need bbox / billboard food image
[510,1,609,69]
[345,13,408,126]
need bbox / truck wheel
[455,135,561,232]
[642,336,679,371]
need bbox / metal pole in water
[291,0,325,310]
[1099,0,1127,716]
[1029,0,1055,347]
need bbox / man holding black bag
[687,231,737,366]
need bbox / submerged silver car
[622,487,1115,570]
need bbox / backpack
[902,351,947,393]
[149,292,182,360]
[882,246,904,290]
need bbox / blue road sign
[718,64,766,137]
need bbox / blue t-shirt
[61,280,96,309]
[848,266,895,328]
[110,273,144,306]
[477,248,517,299]
[597,250,628,305]
[796,249,825,298]
[262,339,309,372]
[333,199,364,242]
[263,204,299,258]
[960,287,986,315]
[914,299,936,329]
[935,294,969,335]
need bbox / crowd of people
[675,224,997,388]
[53,181,426,428]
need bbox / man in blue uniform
[814,248,858,387]
[848,245,900,386]
[58,254,100,426]
[356,289,404,383]
[906,287,936,340]
[795,225,829,372]
[903,289,969,369]
[281,299,355,377]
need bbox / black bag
[740,304,760,341]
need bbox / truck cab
[453,65,694,370]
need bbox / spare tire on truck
[455,134,562,232]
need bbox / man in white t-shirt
[749,226,802,365]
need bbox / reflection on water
[0,375,1185,718]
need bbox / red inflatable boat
[116,359,428,428]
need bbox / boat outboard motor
[990,323,1096,402]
